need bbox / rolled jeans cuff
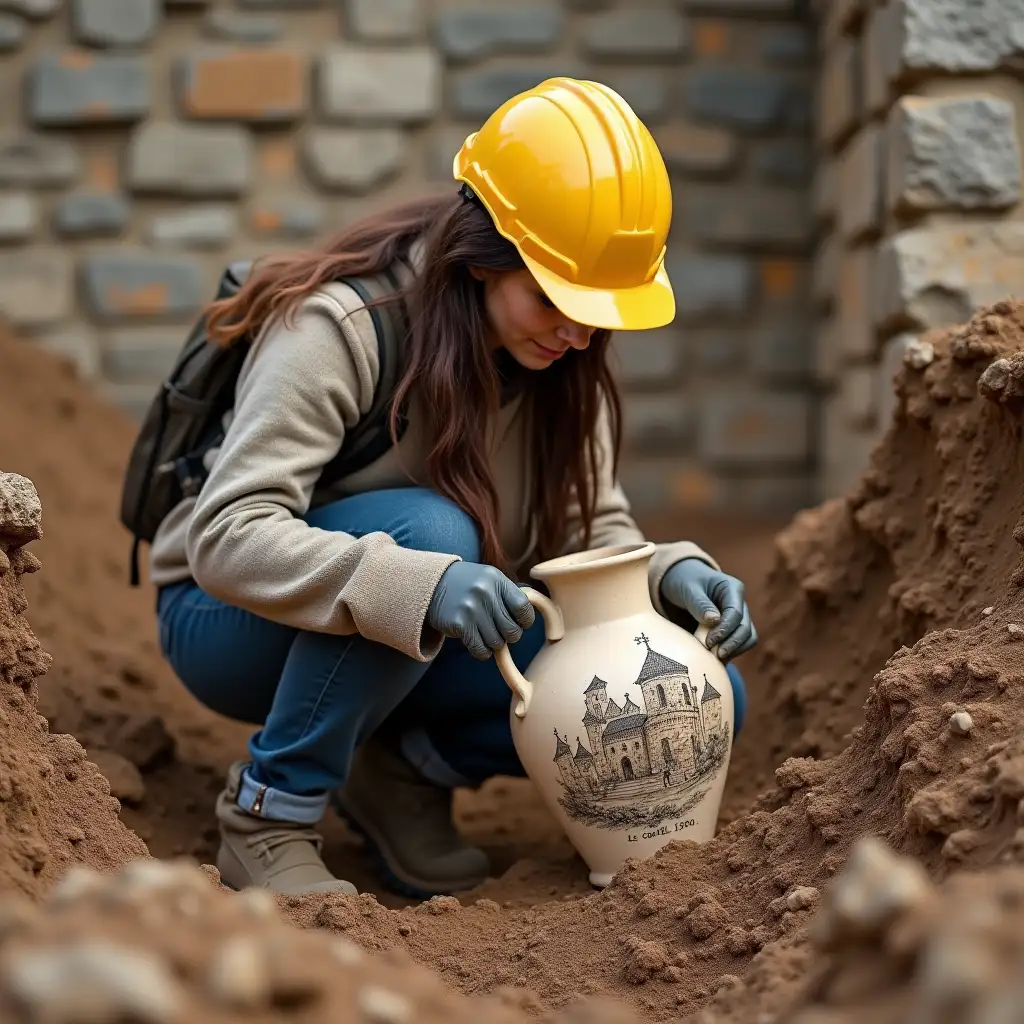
[238,765,328,824]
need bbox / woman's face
[471,267,595,370]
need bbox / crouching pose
[148,78,758,898]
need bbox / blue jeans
[157,487,748,824]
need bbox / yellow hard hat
[453,76,674,332]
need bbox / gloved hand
[426,562,536,660]
[659,558,757,661]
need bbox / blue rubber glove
[659,558,757,661]
[426,561,536,660]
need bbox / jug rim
[529,541,656,580]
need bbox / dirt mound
[0,860,644,1024]
[0,471,146,898]
[724,300,1024,818]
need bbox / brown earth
[1,297,1024,1022]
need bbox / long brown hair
[205,192,623,573]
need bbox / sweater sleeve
[184,290,459,662]
[558,396,722,617]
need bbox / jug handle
[495,586,565,719]
[694,622,723,661]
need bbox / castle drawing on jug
[553,634,731,831]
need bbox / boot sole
[329,791,486,902]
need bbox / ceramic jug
[495,542,734,888]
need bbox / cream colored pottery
[495,542,734,889]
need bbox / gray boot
[332,736,490,898]
[215,761,357,896]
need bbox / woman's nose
[556,322,593,349]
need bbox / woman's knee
[391,490,481,563]
[309,487,481,563]
[726,662,747,738]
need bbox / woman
[149,78,758,899]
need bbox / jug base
[589,871,613,889]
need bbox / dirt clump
[0,471,146,899]
[0,859,643,1024]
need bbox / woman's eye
[537,291,555,309]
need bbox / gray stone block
[600,71,668,121]
[0,133,80,187]
[0,191,37,241]
[581,8,688,59]
[697,391,812,468]
[31,326,101,380]
[426,124,473,181]
[27,51,149,126]
[813,158,836,226]
[687,329,746,374]
[887,95,1022,212]
[71,0,160,46]
[81,251,205,322]
[451,65,580,118]
[899,0,1024,73]
[303,128,406,192]
[838,123,883,241]
[127,122,253,196]
[748,324,814,383]
[683,0,794,10]
[611,328,684,387]
[0,12,25,49]
[97,382,160,420]
[147,205,236,248]
[0,0,59,18]
[344,0,422,41]
[658,122,738,178]
[874,222,1024,333]
[753,140,812,184]
[435,5,563,62]
[668,254,756,323]
[101,327,185,381]
[53,191,130,237]
[249,197,323,238]
[318,46,441,122]
[0,249,72,328]
[680,189,813,252]
[684,68,796,134]
[203,9,281,42]
[623,394,694,453]
[760,24,813,65]
[720,474,816,517]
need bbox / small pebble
[786,886,820,912]
[950,711,974,736]
[236,887,279,920]
[329,937,363,966]
[207,936,271,1009]
[1007,624,1023,636]
[904,338,935,369]
[4,941,183,1023]
[358,985,413,1024]
[982,607,994,616]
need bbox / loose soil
[2,299,1024,1022]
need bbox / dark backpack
[119,259,410,586]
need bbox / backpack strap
[318,264,411,489]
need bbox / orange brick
[250,209,283,233]
[259,138,296,180]
[179,48,308,123]
[86,152,119,192]
[760,259,800,301]
[670,468,719,510]
[60,50,94,70]
[104,283,170,316]
[694,21,729,59]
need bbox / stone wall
[812,0,1024,498]
[0,0,817,519]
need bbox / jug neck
[541,558,655,632]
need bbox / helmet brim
[522,254,676,332]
